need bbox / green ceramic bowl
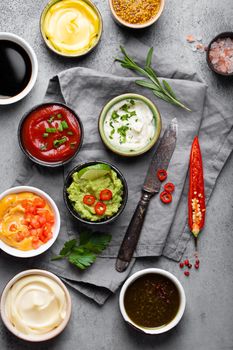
[98,93,162,157]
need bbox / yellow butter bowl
[40,0,103,57]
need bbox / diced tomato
[15,232,25,242]
[38,215,46,226]
[9,223,17,232]
[33,197,46,208]
[43,223,52,235]
[29,229,37,236]
[30,218,40,229]
[25,205,37,215]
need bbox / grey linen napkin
[13,39,233,304]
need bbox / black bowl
[64,161,128,225]
[18,102,84,167]
[206,31,233,76]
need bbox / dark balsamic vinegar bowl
[64,160,128,225]
[18,102,84,168]
[0,32,38,105]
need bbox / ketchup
[21,104,81,163]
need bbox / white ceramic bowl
[0,269,72,342]
[0,32,38,105]
[109,0,165,29]
[119,268,186,334]
[0,186,60,258]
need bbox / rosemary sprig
[115,46,191,112]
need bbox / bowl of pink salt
[207,32,233,76]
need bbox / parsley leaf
[51,231,112,270]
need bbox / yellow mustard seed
[112,0,161,25]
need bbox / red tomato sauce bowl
[18,103,84,167]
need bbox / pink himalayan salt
[209,37,233,74]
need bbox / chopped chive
[43,133,49,138]
[67,131,73,135]
[46,127,57,133]
[40,143,47,151]
[58,124,63,132]
[130,99,135,105]
[57,113,62,118]
[117,125,129,143]
[111,111,120,120]
[53,137,67,148]
[61,121,69,129]
[70,142,76,149]
[47,115,55,123]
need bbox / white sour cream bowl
[99,94,161,157]
[0,269,72,342]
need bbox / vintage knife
[115,118,178,272]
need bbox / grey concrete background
[0,0,233,349]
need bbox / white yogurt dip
[5,275,67,338]
[103,98,156,152]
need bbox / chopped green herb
[47,115,55,123]
[121,103,130,113]
[70,142,76,149]
[130,99,135,105]
[40,143,47,151]
[117,125,129,143]
[111,111,120,120]
[110,128,115,137]
[135,118,138,122]
[129,110,136,117]
[120,114,130,121]
[109,121,114,129]
[43,133,49,138]
[61,120,69,129]
[46,127,57,133]
[58,124,63,132]
[67,131,73,135]
[57,113,62,118]
[51,231,112,270]
[53,136,67,148]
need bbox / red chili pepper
[95,202,107,216]
[164,182,175,193]
[157,169,167,182]
[160,191,172,204]
[100,189,112,201]
[188,136,206,238]
[83,195,96,206]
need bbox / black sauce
[124,273,180,328]
[0,40,32,98]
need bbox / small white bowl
[119,268,186,335]
[0,186,60,258]
[109,0,165,29]
[0,32,38,105]
[0,269,72,342]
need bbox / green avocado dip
[67,164,124,221]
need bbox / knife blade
[115,118,178,272]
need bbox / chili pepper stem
[194,236,198,251]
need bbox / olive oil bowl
[119,268,186,334]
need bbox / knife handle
[115,191,152,272]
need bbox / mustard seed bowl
[109,0,165,29]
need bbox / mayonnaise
[42,0,100,55]
[5,275,67,338]
[104,98,156,152]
